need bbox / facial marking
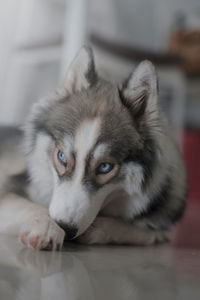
[93,144,108,160]
[74,118,101,182]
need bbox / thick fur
[0,47,187,250]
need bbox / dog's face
[26,47,158,238]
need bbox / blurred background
[0,0,199,245]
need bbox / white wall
[0,0,199,125]
[0,0,21,109]
[0,0,66,125]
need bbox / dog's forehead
[63,118,103,158]
[61,109,137,162]
[75,118,101,160]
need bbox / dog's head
[25,47,159,239]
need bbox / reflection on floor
[0,204,200,300]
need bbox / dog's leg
[77,217,167,245]
[0,193,65,250]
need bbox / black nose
[58,222,78,240]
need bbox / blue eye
[57,150,67,166]
[97,163,114,174]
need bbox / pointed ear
[119,61,158,121]
[57,46,97,98]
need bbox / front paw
[77,217,168,246]
[77,217,109,245]
[20,215,65,251]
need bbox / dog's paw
[77,217,109,245]
[20,215,65,251]
[133,220,168,245]
[153,231,169,244]
[77,217,168,246]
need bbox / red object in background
[183,129,200,203]
[175,130,200,248]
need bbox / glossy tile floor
[0,204,200,300]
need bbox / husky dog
[0,47,187,250]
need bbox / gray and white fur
[0,47,187,250]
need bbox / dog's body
[0,47,187,250]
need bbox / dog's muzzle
[58,222,78,240]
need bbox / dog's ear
[119,61,158,122]
[57,46,97,98]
